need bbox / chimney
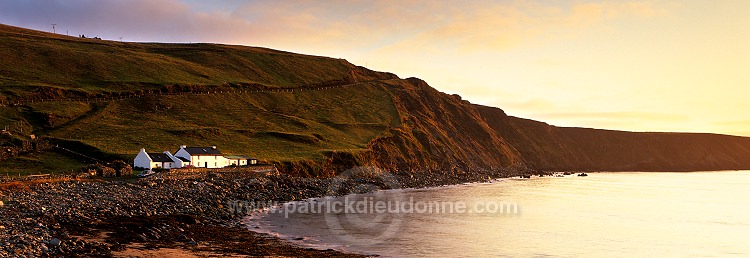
[140,148,146,153]
[211,146,216,149]
[180,145,186,149]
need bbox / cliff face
[362,78,524,173]
[360,78,750,173]
[496,115,750,171]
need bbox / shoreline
[239,175,557,255]
[243,170,750,256]
[1,169,746,256]
[240,180,507,256]
[0,168,516,257]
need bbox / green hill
[1,25,355,88]
[2,23,750,176]
[0,23,401,175]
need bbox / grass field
[0,23,357,99]
[0,151,83,176]
[0,23,404,174]
[3,81,402,173]
[40,81,400,158]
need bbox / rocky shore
[0,168,518,257]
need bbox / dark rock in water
[578,173,589,177]
[292,237,305,241]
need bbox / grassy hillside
[2,23,750,175]
[0,23,364,99]
[37,82,399,159]
[0,24,401,174]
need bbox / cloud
[0,0,667,52]
[363,0,668,55]
[0,0,253,42]
[567,1,665,25]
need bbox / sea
[245,171,750,257]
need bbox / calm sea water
[246,171,750,257]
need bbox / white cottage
[174,145,231,168]
[134,149,181,169]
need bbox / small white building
[134,149,180,169]
[225,155,257,166]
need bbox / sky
[1,0,748,136]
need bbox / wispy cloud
[0,0,254,42]
[0,0,667,51]
[366,0,667,54]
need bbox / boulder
[80,163,114,177]
[100,166,117,177]
[109,160,132,177]
[45,238,61,247]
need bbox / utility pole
[51,23,57,33]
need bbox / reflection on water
[247,171,750,257]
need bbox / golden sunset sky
[1,1,748,136]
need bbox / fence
[0,78,394,107]
[0,171,81,183]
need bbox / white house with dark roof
[135,145,255,169]
[174,145,229,168]
[134,149,179,169]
